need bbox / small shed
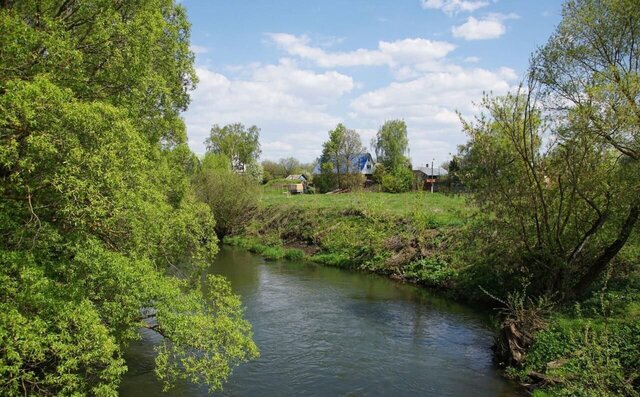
[285,174,308,182]
[287,183,305,194]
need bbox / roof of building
[413,166,448,176]
[286,174,307,180]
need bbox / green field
[260,190,472,227]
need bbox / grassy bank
[226,191,640,396]
[226,192,470,291]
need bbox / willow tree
[460,0,640,299]
[372,119,409,170]
[0,2,257,395]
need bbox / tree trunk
[571,204,639,298]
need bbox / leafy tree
[461,88,639,299]
[261,160,283,182]
[245,161,264,183]
[372,120,409,170]
[372,163,387,185]
[0,1,257,394]
[192,169,261,237]
[381,166,413,193]
[279,157,301,176]
[320,123,365,189]
[459,0,640,300]
[205,123,261,170]
[202,153,232,172]
[531,0,640,294]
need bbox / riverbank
[225,192,472,296]
[226,191,640,396]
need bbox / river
[120,246,523,396]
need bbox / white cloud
[267,33,455,68]
[185,31,523,166]
[464,56,480,63]
[183,60,353,159]
[452,13,519,40]
[190,44,209,54]
[349,67,518,163]
[421,0,489,15]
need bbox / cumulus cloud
[421,0,489,15]
[452,13,519,40]
[183,60,353,158]
[267,33,455,68]
[184,32,522,166]
[349,67,518,162]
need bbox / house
[312,153,375,176]
[413,166,448,191]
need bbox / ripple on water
[121,247,524,397]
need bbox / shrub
[192,169,261,237]
[521,318,640,396]
[381,166,412,193]
[403,257,457,287]
[340,172,365,191]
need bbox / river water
[120,247,523,396]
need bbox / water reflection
[120,247,522,397]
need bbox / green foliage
[154,275,259,392]
[230,192,468,286]
[372,163,386,185]
[202,153,232,172]
[0,1,257,394]
[319,123,365,188]
[284,248,306,261]
[340,172,366,191]
[192,169,261,238]
[381,166,413,193]
[372,119,409,170]
[314,163,338,192]
[520,317,640,396]
[224,236,306,262]
[205,123,261,170]
[404,257,457,287]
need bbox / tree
[458,0,640,300]
[372,120,409,170]
[279,157,301,176]
[460,87,639,299]
[261,160,284,182]
[532,0,640,296]
[192,169,261,238]
[320,123,365,189]
[205,123,261,170]
[0,2,257,394]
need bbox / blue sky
[181,0,563,167]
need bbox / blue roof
[313,153,373,174]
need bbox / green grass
[260,191,471,227]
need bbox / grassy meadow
[261,185,471,227]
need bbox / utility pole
[430,159,434,193]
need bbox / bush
[381,166,412,193]
[521,318,640,396]
[403,257,457,287]
[340,172,365,191]
[192,169,261,237]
